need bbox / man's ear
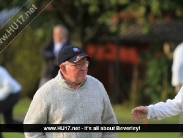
[60,64,67,75]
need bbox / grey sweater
[24,72,118,138]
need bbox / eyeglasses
[64,61,89,69]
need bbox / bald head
[53,25,68,43]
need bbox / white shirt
[53,42,62,55]
[0,66,21,100]
[147,86,183,120]
[53,38,67,55]
[171,42,183,86]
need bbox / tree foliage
[140,47,174,104]
[0,0,183,101]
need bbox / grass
[1,98,182,138]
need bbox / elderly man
[38,24,70,87]
[24,45,118,138]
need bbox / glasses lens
[75,61,89,68]
[85,61,89,67]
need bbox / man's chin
[78,77,86,83]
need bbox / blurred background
[1,0,183,137]
[1,0,183,105]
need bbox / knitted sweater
[24,71,118,138]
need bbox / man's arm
[24,90,48,138]
[131,87,183,121]
[131,106,148,121]
[100,83,118,138]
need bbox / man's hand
[131,106,148,121]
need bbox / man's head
[53,24,68,43]
[58,45,91,87]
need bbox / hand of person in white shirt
[131,106,148,121]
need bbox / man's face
[62,58,88,85]
[53,27,65,42]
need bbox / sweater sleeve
[99,82,118,138]
[147,87,183,120]
[24,90,49,138]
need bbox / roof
[119,20,183,43]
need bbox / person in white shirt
[0,66,22,138]
[131,43,183,130]
[171,42,183,130]
[172,42,183,93]
[131,86,183,134]
[38,24,70,88]
[131,86,183,121]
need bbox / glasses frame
[64,61,89,69]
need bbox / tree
[0,0,183,101]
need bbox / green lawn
[1,98,182,138]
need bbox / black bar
[0,124,183,132]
